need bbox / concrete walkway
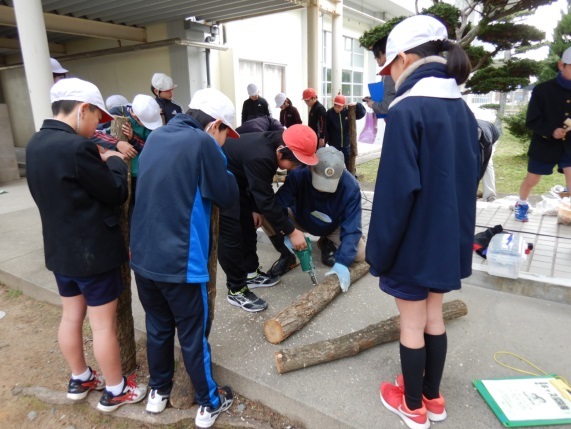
[1,163,570,428]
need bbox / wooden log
[263,261,370,344]
[274,299,468,374]
[110,116,129,142]
[112,114,136,374]
[170,206,219,408]
[348,104,357,175]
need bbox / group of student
[30,58,367,427]
[240,82,366,169]
[28,14,571,429]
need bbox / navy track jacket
[366,61,480,291]
[130,114,238,283]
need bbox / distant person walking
[151,72,183,124]
[514,47,571,222]
[302,87,326,149]
[275,93,302,128]
[241,83,271,123]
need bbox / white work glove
[325,262,351,292]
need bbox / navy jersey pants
[218,191,260,291]
[135,273,220,409]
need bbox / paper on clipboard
[474,376,571,427]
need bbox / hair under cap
[380,15,448,76]
[189,88,239,138]
[50,77,113,123]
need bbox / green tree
[538,0,571,82]
[359,0,554,94]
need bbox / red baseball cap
[282,125,319,165]
[333,94,346,106]
[302,88,317,100]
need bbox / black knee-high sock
[400,343,426,411]
[423,332,447,400]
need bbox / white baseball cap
[132,94,163,130]
[50,78,113,123]
[275,92,287,108]
[380,15,448,76]
[312,147,345,193]
[105,94,129,110]
[247,83,258,96]
[50,58,68,74]
[562,47,571,64]
[189,88,239,139]
[151,73,177,91]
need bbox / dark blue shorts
[528,153,571,175]
[54,267,123,307]
[379,276,447,301]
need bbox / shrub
[502,105,532,146]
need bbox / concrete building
[0,0,415,184]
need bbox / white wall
[222,10,306,124]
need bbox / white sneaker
[195,385,234,428]
[146,388,169,413]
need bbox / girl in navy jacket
[365,16,480,429]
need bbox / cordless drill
[292,237,318,285]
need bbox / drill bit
[309,270,318,285]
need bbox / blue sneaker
[514,202,529,222]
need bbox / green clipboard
[473,375,571,427]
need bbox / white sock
[517,198,528,205]
[72,367,91,381]
[106,378,125,396]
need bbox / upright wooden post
[110,116,137,374]
[348,105,357,175]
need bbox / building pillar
[13,0,53,131]
[331,0,343,97]
[307,0,320,90]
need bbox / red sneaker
[379,382,430,429]
[395,374,447,422]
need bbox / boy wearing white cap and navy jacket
[365,15,479,429]
[26,78,147,413]
[151,72,183,123]
[130,88,238,428]
[241,83,271,124]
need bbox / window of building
[238,60,285,122]
[322,32,365,107]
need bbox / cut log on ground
[263,261,370,344]
[274,299,468,374]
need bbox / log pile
[274,299,468,374]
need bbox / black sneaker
[268,253,298,278]
[318,237,336,267]
[246,267,280,288]
[227,287,268,312]
[96,375,147,413]
[67,367,105,400]
[195,385,234,428]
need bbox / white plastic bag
[536,191,562,216]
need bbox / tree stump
[170,206,219,408]
[263,261,370,344]
[274,299,468,374]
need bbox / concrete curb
[467,265,571,305]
